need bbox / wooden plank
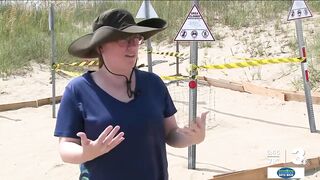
[284,91,306,103]
[210,157,320,180]
[304,157,320,171]
[198,76,245,92]
[36,98,50,107]
[283,91,320,105]
[311,95,320,105]
[211,163,288,180]
[197,76,320,105]
[243,82,285,101]
[37,96,62,106]
[0,100,37,112]
[211,167,267,180]
[0,96,63,112]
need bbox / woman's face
[100,34,144,71]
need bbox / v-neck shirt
[54,69,177,180]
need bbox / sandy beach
[1,11,320,180]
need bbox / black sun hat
[68,8,167,58]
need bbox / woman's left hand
[177,111,209,144]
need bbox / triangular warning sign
[136,1,158,19]
[175,5,214,41]
[287,0,312,21]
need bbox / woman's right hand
[76,125,125,162]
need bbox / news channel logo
[267,167,304,179]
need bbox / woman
[54,8,208,180]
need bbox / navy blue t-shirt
[54,69,177,180]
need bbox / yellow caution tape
[160,75,189,81]
[145,50,187,58]
[56,69,82,77]
[52,56,303,70]
[53,57,304,79]
[57,68,190,81]
[198,57,303,70]
[53,60,99,69]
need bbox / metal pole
[188,41,198,169]
[176,41,180,76]
[188,0,199,170]
[176,41,180,86]
[49,3,56,118]
[145,0,153,72]
[294,19,316,132]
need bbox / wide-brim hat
[68,8,167,58]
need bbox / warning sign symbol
[202,30,209,38]
[191,30,198,38]
[180,30,187,38]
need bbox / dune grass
[0,0,319,90]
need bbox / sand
[1,13,320,180]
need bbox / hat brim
[68,18,167,58]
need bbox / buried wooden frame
[0,76,319,111]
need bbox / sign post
[175,1,214,169]
[188,39,198,169]
[49,3,56,118]
[136,0,158,72]
[288,0,316,132]
[176,42,180,76]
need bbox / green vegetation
[0,1,319,91]
[0,4,50,75]
[293,28,320,91]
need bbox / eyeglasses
[117,34,144,47]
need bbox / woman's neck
[94,66,135,88]
[91,67,136,101]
